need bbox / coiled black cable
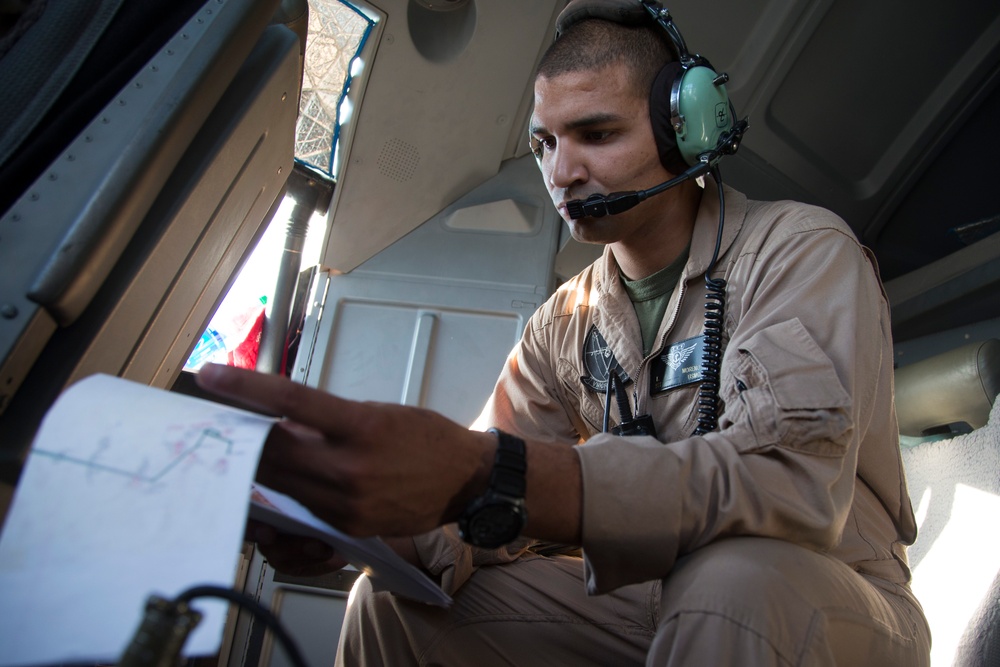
[693,167,728,437]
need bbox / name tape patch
[650,335,706,394]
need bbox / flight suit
[337,183,932,666]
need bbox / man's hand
[246,521,349,577]
[197,364,495,538]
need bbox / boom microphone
[565,118,748,220]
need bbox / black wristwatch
[458,428,528,548]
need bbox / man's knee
[337,574,422,666]
[662,536,820,607]
[657,538,816,637]
[650,537,928,666]
[343,573,386,627]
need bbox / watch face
[464,503,524,548]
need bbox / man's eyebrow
[529,112,626,136]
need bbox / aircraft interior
[0,0,998,665]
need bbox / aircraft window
[295,0,375,177]
[184,198,328,372]
[185,0,375,372]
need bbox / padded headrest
[894,339,1000,436]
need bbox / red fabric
[227,307,265,369]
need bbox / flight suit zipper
[632,276,688,419]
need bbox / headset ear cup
[672,64,734,165]
[649,61,690,173]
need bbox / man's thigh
[649,537,931,667]
[338,553,659,666]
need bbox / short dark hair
[536,18,675,99]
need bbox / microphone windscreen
[566,199,588,220]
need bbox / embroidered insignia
[651,335,706,395]
[581,325,631,393]
[665,340,698,371]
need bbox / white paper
[0,374,449,667]
[0,374,274,667]
[250,484,451,607]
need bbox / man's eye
[585,131,612,143]
[529,136,554,159]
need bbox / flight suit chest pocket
[722,317,852,453]
[556,357,605,435]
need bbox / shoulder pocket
[724,318,852,454]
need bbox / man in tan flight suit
[200,0,933,664]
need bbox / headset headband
[556,0,649,35]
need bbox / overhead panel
[766,0,1000,229]
[669,0,1000,243]
[320,0,562,274]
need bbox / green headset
[555,0,738,173]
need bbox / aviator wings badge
[581,325,631,393]
[665,340,698,371]
[651,335,706,395]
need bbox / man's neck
[612,183,701,280]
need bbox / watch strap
[487,427,527,499]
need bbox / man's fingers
[258,535,336,562]
[245,520,278,545]
[197,363,479,538]
[257,421,353,489]
[196,364,357,436]
[254,534,350,577]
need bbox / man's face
[529,62,676,246]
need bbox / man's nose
[547,142,588,190]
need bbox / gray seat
[896,339,1000,666]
